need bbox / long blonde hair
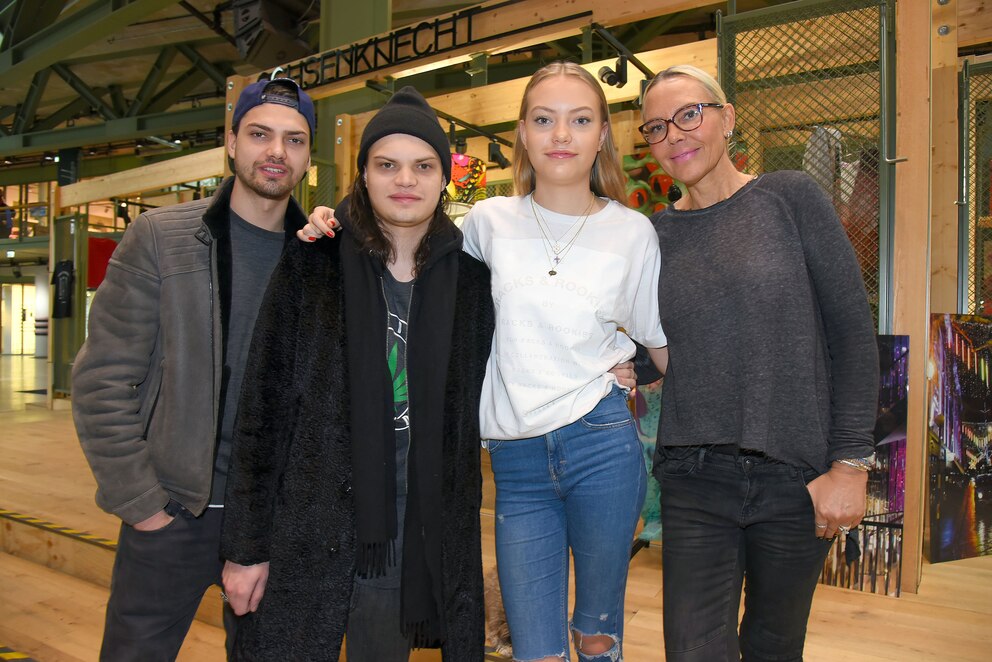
[512,62,627,204]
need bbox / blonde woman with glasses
[640,64,878,662]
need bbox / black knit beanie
[357,86,451,182]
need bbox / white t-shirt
[462,194,667,440]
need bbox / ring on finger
[815,522,827,529]
[839,525,851,533]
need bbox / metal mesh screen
[296,156,337,211]
[487,182,514,198]
[720,0,884,326]
[963,62,992,314]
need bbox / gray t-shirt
[210,210,284,505]
[651,170,878,473]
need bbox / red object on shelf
[87,237,118,289]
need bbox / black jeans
[656,446,832,662]
[346,493,410,662]
[101,506,237,661]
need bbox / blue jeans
[655,446,833,662]
[487,387,646,661]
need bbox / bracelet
[835,455,875,472]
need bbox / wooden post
[892,0,932,594]
[224,74,251,177]
[334,114,354,205]
[930,0,960,312]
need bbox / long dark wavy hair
[347,172,451,276]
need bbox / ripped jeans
[486,387,646,661]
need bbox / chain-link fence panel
[298,155,337,212]
[486,182,514,198]
[963,62,992,315]
[720,0,886,328]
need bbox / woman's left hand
[609,361,637,390]
[805,463,868,540]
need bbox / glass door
[1,284,36,355]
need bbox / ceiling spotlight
[174,138,182,144]
[455,137,468,155]
[598,55,629,89]
[488,140,511,169]
[44,153,54,161]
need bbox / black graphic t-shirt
[355,270,413,590]
[383,269,413,498]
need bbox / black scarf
[341,202,461,647]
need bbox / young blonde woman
[304,64,665,661]
[458,63,667,662]
[641,65,878,661]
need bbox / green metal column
[317,0,392,204]
[50,210,87,398]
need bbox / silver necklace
[530,195,597,276]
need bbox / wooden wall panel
[958,0,992,47]
[59,147,225,207]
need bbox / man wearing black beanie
[221,85,494,661]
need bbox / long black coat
[221,232,494,661]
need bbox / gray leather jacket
[72,178,303,525]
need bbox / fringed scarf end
[403,618,444,650]
[355,539,396,578]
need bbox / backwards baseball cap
[357,86,451,183]
[232,78,316,137]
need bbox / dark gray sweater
[651,170,878,474]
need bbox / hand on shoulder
[297,206,339,243]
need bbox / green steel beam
[12,68,51,133]
[51,62,117,120]
[391,3,474,23]
[175,42,227,88]
[177,0,236,47]
[0,104,223,156]
[0,0,181,86]
[3,0,70,49]
[109,84,128,117]
[624,12,688,53]
[466,53,488,88]
[128,46,177,117]
[318,0,391,204]
[62,36,223,66]
[545,39,576,59]
[33,91,107,131]
[143,66,208,114]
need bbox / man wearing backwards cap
[220,86,493,660]
[72,78,315,660]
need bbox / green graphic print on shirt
[386,300,410,432]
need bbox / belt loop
[697,446,706,469]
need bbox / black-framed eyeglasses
[637,102,725,145]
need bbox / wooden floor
[1,356,990,661]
